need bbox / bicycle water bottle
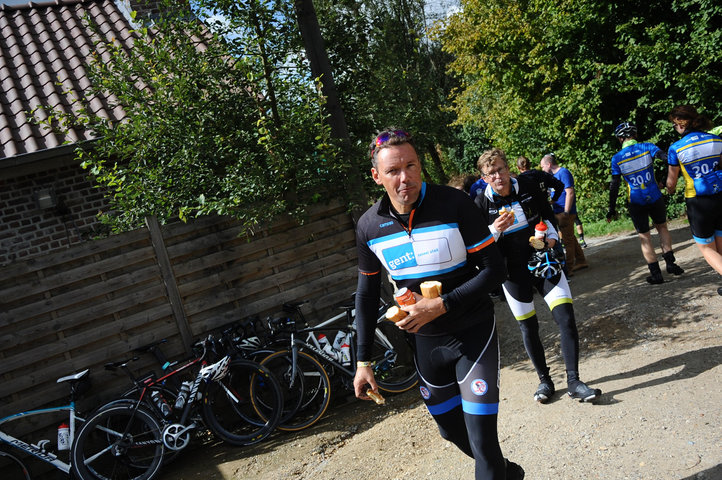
[332,331,346,351]
[57,423,70,451]
[174,381,191,410]
[339,336,351,366]
[318,333,331,349]
[151,390,172,417]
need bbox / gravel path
[161,220,722,480]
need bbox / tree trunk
[294,0,367,220]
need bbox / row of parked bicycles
[0,295,418,479]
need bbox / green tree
[438,0,722,219]
[39,2,343,233]
[313,0,462,186]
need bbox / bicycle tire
[0,448,31,480]
[201,358,283,446]
[259,350,331,432]
[71,404,164,480]
[371,321,418,393]
[105,386,181,464]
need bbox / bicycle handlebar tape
[385,305,408,322]
[420,281,442,299]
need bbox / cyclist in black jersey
[475,148,601,404]
[353,128,524,480]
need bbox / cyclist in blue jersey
[352,128,524,479]
[469,176,488,201]
[607,122,685,284]
[666,105,722,295]
[476,148,601,405]
[540,153,589,275]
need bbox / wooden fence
[0,200,366,438]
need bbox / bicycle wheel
[201,358,283,446]
[71,404,164,480]
[259,350,331,432]
[0,448,31,480]
[371,320,418,393]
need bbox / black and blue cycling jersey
[354,182,508,478]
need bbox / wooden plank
[146,216,193,353]
[0,245,157,302]
[1,264,164,325]
[0,228,151,278]
[0,280,170,346]
[0,303,174,378]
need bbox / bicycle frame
[0,371,88,475]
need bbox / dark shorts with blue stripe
[410,317,505,478]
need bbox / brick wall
[0,164,110,266]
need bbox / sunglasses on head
[370,129,411,157]
[375,130,410,146]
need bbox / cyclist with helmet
[608,122,685,284]
[475,148,601,404]
[666,105,722,296]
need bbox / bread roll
[420,280,442,299]
[500,206,515,220]
[529,236,545,250]
[366,389,386,405]
[385,305,408,322]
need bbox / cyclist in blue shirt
[666,105,722,296]
[540,153,589,274]
[607,122,684,284]
[352,128,524,479]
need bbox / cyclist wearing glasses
[666,105,722,296]
[352,128,524,480]
[475,148,601,405]
[607,122,684,285]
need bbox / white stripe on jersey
[367,223,467,280]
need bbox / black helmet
[528,249,563,279]
[613,122,637,138]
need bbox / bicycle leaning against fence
[0,368,116,480]
[233,297,418,432]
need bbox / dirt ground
[160,219,722,480]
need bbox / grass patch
[581,214,689,239]
[582,217,635,238]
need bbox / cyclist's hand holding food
[354,365,378,401]
[492,208,515,233]
[394,295,446,334]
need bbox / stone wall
[0,164,109,266]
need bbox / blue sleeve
[667,146,679,166]
[559,168,574,189]
[610,156,621,176]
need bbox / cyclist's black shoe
[533,376,555,403]
[718,287,722,296]
[666,263,684,275]
[646,273,664,285]
[505,459,525,479]
[567,380,601,403]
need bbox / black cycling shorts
[411,319,499,417]
[686,192,722,243]
[628,197,667,234]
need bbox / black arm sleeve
[609,174,622,211]
[443,241,507,312]
[354,272,382,362]
[654,150,669,184]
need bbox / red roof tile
[0,0,134,162]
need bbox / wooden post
[145,215,194,353]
